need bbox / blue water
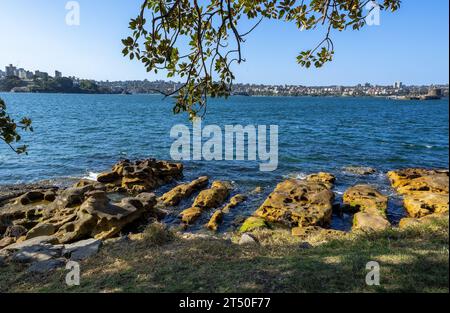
[1,93,448,230]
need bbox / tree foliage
[123,0,400,117]
[0,98,33,154]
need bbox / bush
[142,222,174,246]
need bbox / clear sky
[0,0,448,85]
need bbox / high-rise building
[35,70,49,80]
[17,68,27,80]
[5,64,17,77]
[393,81,403,89]
[55,70,62,78]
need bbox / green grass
[0,217,448,293]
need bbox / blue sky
[0,0,448,85]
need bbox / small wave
[283,172,308,180]
[83,172,100,181]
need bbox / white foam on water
[83,172,100,181]
[283,172,308,180]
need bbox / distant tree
[0,76,26,92]
[0,98,33,154]
[123,0,400,117]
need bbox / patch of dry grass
[0,217,448,293]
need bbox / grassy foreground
[1,218,448,293]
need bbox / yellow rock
[159,176,209,206]
[180,207,203,224]
[254,178,334,228]
[352,212,390,232]
[206,210,224,231]
[403,193,449,218]
[222,194,247,213]
[343,185,388,216]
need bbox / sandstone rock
[343,185,388,216]
[16,191,45,205]
[388,168,449,218]
[352,212,390,232]
[54,192,149,243]
[239,217,268,233]
[3,236,58,251]
[27,258,66,273]
[25,223,56,240]
[399,213,449,229]
[254,178,334,228]
[403,193,449,218]
[239,233,257,245]
[159,176,209,206]
[180,181,231,224]
[63,238,102,261]
[387,168,449,192]
[343,166,376,175]
[206,210,224,231]
[97,159,183,194]
[250,187,263,194]
[4,225,28,238]
[306,172,336,189]
[12,244,62,263]
[0,237,15,249]
[222,194,247,213]
[192,181,231,209]
[180,207,203,224]
[97,171,120,183]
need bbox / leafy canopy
[123,0,400,117]
[0,98,33,154]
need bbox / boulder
[343,166,376,175]
[180,181,231,224]
[4,225,28,238]
[239,217,268,233]
[387,168,449,192]
[343,185,388,216]
[399,213,449,229]
[306,172,336,189]
[206,210,224,231]
[25,223,56,240]
[388,168,449,218]
[250,187,263,194]
[222,194,247,213]
[0,237,15,249]
[12,244,63,263]
[53,192,149,243]
[63,238,102,261]
[27,258,66,273]
[254,178,334,228]
[97,159,183,194]
[3,236,58,251]
[180,207,203,224]
[159,176,209,206]
[239,233,258,245]
[352,212,390,232]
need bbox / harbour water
[1,93,448,231]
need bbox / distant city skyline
[0,0,449,86]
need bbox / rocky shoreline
[0,159,448,273]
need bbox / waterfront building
[35,70,49,80]
[55,70,62,78]
[5,64,16,77]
